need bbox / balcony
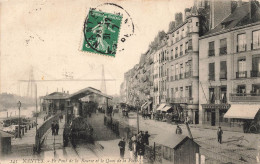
[175,75,179,80]
[219,47,227,55]
[237,44,247,52]
[170,97,193,104]
[180,51,183,56]
[179,73,184,79]
[208,49,215,56]
[208,74,215,81]
[185,71,192,78]
[229,93,260,102]
[236,71,247,78]
[251,43,260,50]
[219,72,227,80]
[251,70,260,77]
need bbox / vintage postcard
[0,0,260,164]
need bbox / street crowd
[118,131,150,162]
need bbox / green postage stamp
[82,9,122,57]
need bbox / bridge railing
[34,112,62,153]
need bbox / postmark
[82,9,122,57]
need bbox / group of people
[118,131,150,162]
[51,121,60,136]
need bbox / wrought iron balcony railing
[251,70,260,77]
[229,93,260,102]
[236,71,247,78]
[219,47,227,55]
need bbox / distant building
[165,9,200,124]
[199,1,260,132]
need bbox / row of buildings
[120,0,260,132]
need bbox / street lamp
[17,101,21,138]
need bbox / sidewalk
[7,116,45,158]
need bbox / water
[0,106,36,119]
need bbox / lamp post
[17,101,21,138]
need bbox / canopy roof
[42,92,69,100]
[224,104,259,119]
[68,87,113,100]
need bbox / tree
[168,21,176,32]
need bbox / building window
[209,88,215,104]
[237,59,247,78]
[175,65,179,80]
[252,84,260,95]
[185,42,189,54]
[252,30,260,50]
[237,33,246,52]
[209,63,215,81]
[220,86,227,103]
[220,38,227,55]
[208,41,215,56]
[175,47,178,58]
[188,39,192,50]
[220,61,227,80]
[237,85,246,96]
[196,22,199,26]
[180,87,183,98]
[175,87,179,97]
[251,57,260,77]
[171,88,174,98]
[185,61,192,78]
[180,64,184,79]
[180,44,183,56]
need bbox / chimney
[175,12,183,27]
[237,0,242,7]
[185,8,191,19]
[249,0,252,20]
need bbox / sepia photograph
[0,0,260,163]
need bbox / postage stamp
[82,9,122,57]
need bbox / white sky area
[1,0,193,97]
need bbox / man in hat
[176,125,182,135]
[118,138,126,158]
[217,127,223,144]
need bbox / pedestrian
[59,115,63,122]
[144,131,150,145]
[217,127,223,144]
[55,122,59,135]
[137,141,145,163]
[176,125,182,134]
[118,138,126,158]
[128,138,133,159]
[51,121,55,136]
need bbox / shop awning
[141,102,148,109]
[161,105,172,112]
[224,104,260,119]
[156,103,166,111]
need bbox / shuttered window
[209,63,215,80]
[220,61,227,79]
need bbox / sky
[0,0,194,97]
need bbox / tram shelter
[64,87,113,124]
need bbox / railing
[175,75,179,80]
[185,71,192,78]
[251,43,260,50]
[208,49,215,56]
[35,112,62,153]
[219,47,227,55]
[219,72,227,80]
[236,71,247,78]
[179,73,184,79]
[180,51,183,56]
[208,74,215,81]
[229,93,260,102]
[237,44,247,52]
[170,97,193,103]
[251,70,260,77]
